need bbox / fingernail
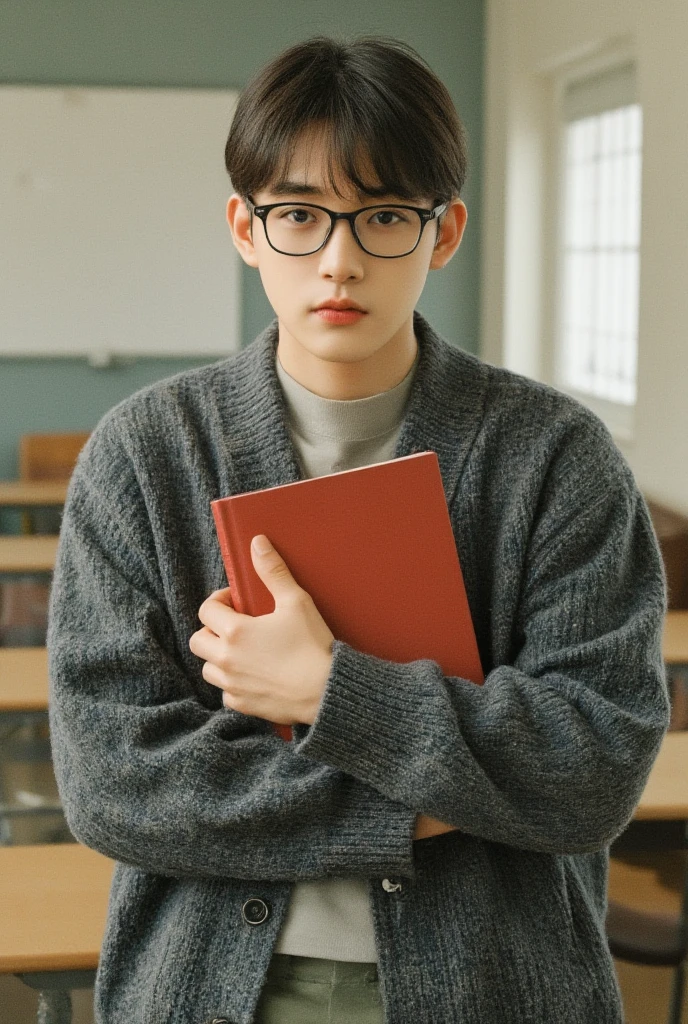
[252,534,272,555]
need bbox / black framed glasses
[246,197,447,259]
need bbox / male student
[48,36,669,1024]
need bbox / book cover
[211,451,483,741]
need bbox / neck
[276,318,419,400]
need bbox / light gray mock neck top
[272,343,420,962]
[274,346,420,481]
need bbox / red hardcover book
[211,451,483,741]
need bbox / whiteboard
[0,85,240,360]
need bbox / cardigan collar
[210,311,490,513]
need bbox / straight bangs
[225,37,467,203]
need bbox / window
[555,62,642,428]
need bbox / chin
[309,333,381,363]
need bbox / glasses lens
[264,205,331,255]
[354,207,423,257]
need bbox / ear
[429,199,467,270]
[226,194,260,269]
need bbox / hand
[414,814,460,841]
[189,535,335,726]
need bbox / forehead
[262,130,395,203]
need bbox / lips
[314,307,366,325]
[314,299,367,312]
[313,299,367,325]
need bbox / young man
[48,37,669,1024]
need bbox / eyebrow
[268,179,399,201]
[269,180,323,197]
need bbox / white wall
[482,0,688,514]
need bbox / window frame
[546,44,642,443]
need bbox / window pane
[559,102,642,406]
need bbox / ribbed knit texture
[273,346,418,962]
[48,312,670,1024]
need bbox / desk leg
[667,824,688,1024]
[17,969,96,1024]
[37,990,71,1024]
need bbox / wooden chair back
[19,432,90,483]
[646,498,688,611]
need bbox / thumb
[250,535,299,601]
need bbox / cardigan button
[381,877,403,893]
[242,897,271,926]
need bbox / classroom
[1,1,686,1023]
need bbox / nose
[317,218,365,283]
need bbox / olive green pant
[254,954,385,1023]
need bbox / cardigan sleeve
[292,411,671,855]
[47,418,416,882]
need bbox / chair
[19,432,90,484]
[646,498,688,730]
[0,578,51,647]
[0,434,88,841]
[0,648,67,846]
[18,431,90,536]
[607,820,688,1024]
[1,433,90,645]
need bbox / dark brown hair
[225,36,467,203]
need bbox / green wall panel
[0,0,483,480]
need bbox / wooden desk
[0,844,112,973]
[635,731,688,821]
[0,536,58,573]
[0,648,54,839]
[0,844,113,1024]
[0,648,48,713]
[0,481,68,507]
[663,610,688,667]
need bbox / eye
[368,208,409,227]
[278,206,316,225]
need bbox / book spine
[211,499,292,743]
[211,500,248,614]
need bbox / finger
[250,535,303,603]
[198,593,241,635]
[222,690,240,710]
[189,626,227,663]
[201,659,232,692]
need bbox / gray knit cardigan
[48,312,669,1024]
